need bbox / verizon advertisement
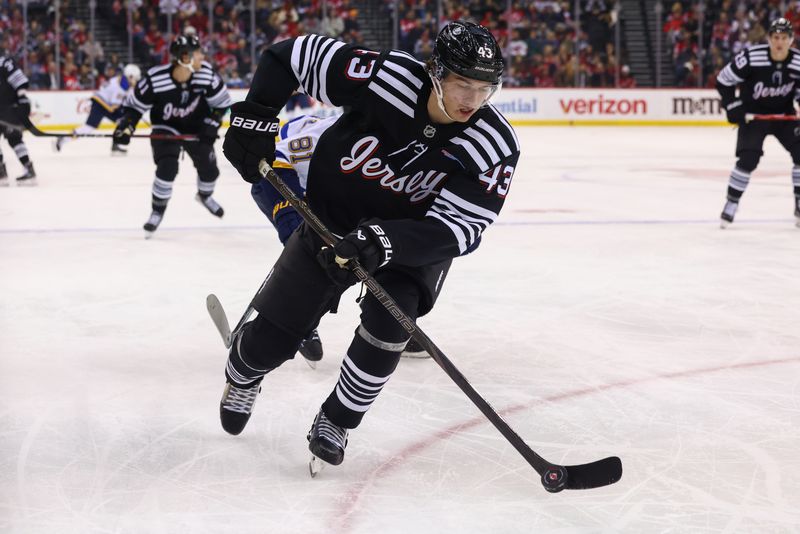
[28,88,727,129]
[492,88,727,125]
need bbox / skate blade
[144,230,156,240]
[16,179,38,187]
[719,219,730,229]
[303,358,317,370]
[309,455,326,478]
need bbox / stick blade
[206,294,232,348]
[563,456,622,491]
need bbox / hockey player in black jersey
[114,35,233,238]
[218,21,519,470]
[0,55,36,186]
[716,17,800,228]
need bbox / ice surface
[1,127,799,533]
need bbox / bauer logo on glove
[230,116,280,133]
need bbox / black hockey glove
[16,92,31,117]
[317,220,393,286]
[199,110,224,145]
[222,101,280,184]
[113,114,138,146]
[725,100,745,125]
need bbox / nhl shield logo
[423,125,436,138]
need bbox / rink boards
[26,88,729,129]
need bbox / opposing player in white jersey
[54,64,141,155]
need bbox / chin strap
[428,71,458,122]
[428,68,500,121]
[176,58,196,73]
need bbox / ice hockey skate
[307,408,348,476]
[53,137,65,152]
[196,193,224,217]
[219,379,262,435]
[15,162,37,186]
[401,336,431,359]
[298,329,323,368]
[720,200,738,228]
[111,143,128,156]
[143,210,164,239]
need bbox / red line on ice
[333,356,800,533]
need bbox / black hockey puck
[541,466,568,493]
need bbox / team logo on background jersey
[773,71,783,85]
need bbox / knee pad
[240,314,303,370]
[359,272,422,344]
[155,156,179,181]
[5,129,23,146]
[197,165,220,184]
[736,151,761,173]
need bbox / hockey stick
[257,159,622,493]
[745,113,800,122]
[0,115,198,141]
[206,270,271,348]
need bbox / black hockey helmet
[768,17,793,36]
[170,34,201,61]
[431,21,504,84]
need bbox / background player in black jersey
[716,17,800,228]
[114,35,233,238]
[218,21,519,471]
[0,54,37,186]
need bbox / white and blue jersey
[85,75,132,126]
[251,114,338,243]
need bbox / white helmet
[123,64,141,84]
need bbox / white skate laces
[221,382,260,414]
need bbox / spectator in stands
[663,2,688,44]
[619,64,636,88]
[413,28,434,60]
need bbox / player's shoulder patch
[365,50,426,119]
[446,105,520,174]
